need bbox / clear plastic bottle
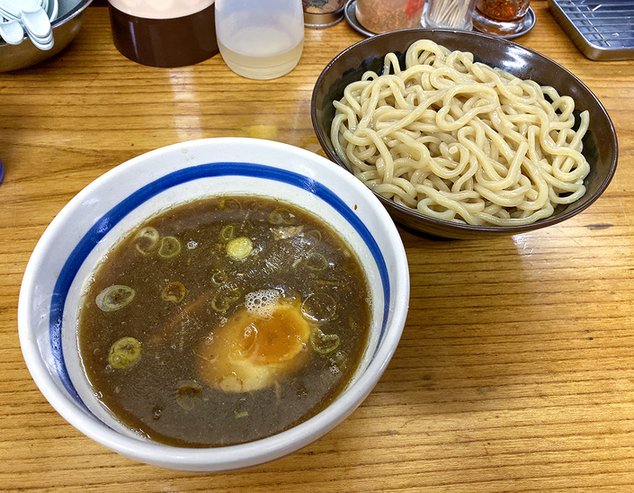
[215,0,305,80]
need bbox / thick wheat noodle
[331,39,591,226]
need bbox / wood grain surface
[2,2,634,491]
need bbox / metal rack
[548,0,634,60]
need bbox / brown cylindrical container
[108,1,219,68]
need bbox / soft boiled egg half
[195,289,311,393]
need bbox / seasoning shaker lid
[303,0,345,27]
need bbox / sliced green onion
[310,327,340,354]
[227,288,241,303]
[134,227,159,255]
[161,282,186,303]
[304,252,329,271]
[220,225,234,242]
[96,285,135,312]
[218,198,242,211]
[211,287,241,312]
[226,237,252,260]
[269,208,295,225]
[211,269,228,286]
[211,293,230,313]
[158,236,181,258]
[108,337,141,369]
[271,225,304,240]
[301,293,337,322]
[176,381,203,411]
[305,229,323,242]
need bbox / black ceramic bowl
[311,29,618,239]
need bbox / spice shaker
[424,0,475,30]
[471,0,531,36]
[303,0,345,27]
[355,0,425,34]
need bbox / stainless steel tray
[548,0,634,60]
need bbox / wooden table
[2,3,634,491]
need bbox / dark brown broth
[78,196,370,447]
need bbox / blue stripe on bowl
[49,162,390,405]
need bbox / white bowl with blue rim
[18,137,410,472]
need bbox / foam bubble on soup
[245,289,281,318]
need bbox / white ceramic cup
[215,0,304,80]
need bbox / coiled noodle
[331,40,591,226]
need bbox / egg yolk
[195,300,310,393]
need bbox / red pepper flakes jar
[355,0,426,34]
[471,0,531,36]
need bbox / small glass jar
[424,0,475,30]
[471,0,531,36]
[303,0,345,28]
[355,0,425,34]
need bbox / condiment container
[424,0,475,30]
[471,0,531,36]
[355,0,425,34]
[108,0,218,68]
[215,0,304,80]
[303,0,345,28]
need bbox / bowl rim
[311,27,619,237]
[52,0,94,29]
[18,137,410,471]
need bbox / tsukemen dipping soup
[78,196,372,447]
